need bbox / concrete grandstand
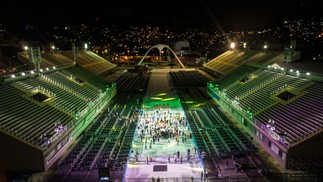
[0,47,322,182]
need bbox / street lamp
[264,44,268,53]
[24,46,28,55]
[84,43,88,51]
[230,42,235,50]
[51,45,55,54]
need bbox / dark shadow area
[240,77,249,83]
[277,90,296,101]
[31,92,49,103]
[74,77,84,84]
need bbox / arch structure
[137,44,186,69]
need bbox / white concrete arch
[138,44,185,68]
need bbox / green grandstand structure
[0,47,322,181]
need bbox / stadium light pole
[243,42,250,65]
[284,46,291,75]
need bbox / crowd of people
[132,103,197,164]
[126,103,209,180]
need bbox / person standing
[204,170,208,180]
[193,146,197,154]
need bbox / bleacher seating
[256,81,323,145]
[0,65,114,151]
[17,51,74,69]
[3,46,322,181]
[170,70,209,87]
[115,72,150,93]
[76,51,117,78]
[203,49,301,79]
[0,83,72,148]
[208,63,322,148]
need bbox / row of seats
[0,66,113,150]
[115,72,150,93]
[54,106,123,180]
[256,82,323,144]
[203,49,292,78]
[51,93,142,181]
[193,106,257,157]
[76,51,117,75]
[208,65,322,147]
[169,70,209,87]
[0,82,72,148]
[203,50,245,76]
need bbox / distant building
[173,41,191,56]
[0,25,19,47]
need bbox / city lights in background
[243,42,247,49]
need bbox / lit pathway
[124,109,204,181]
[124,68,205,181]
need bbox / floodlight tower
[72,43,79,65]
[290,40,296,58]
[284,46,292,75]
[243,42,250,65]
[28,47,42,75]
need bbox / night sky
[1,0,322,31]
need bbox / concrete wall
[0,131,44,172]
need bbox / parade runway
[123,107,205,181]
